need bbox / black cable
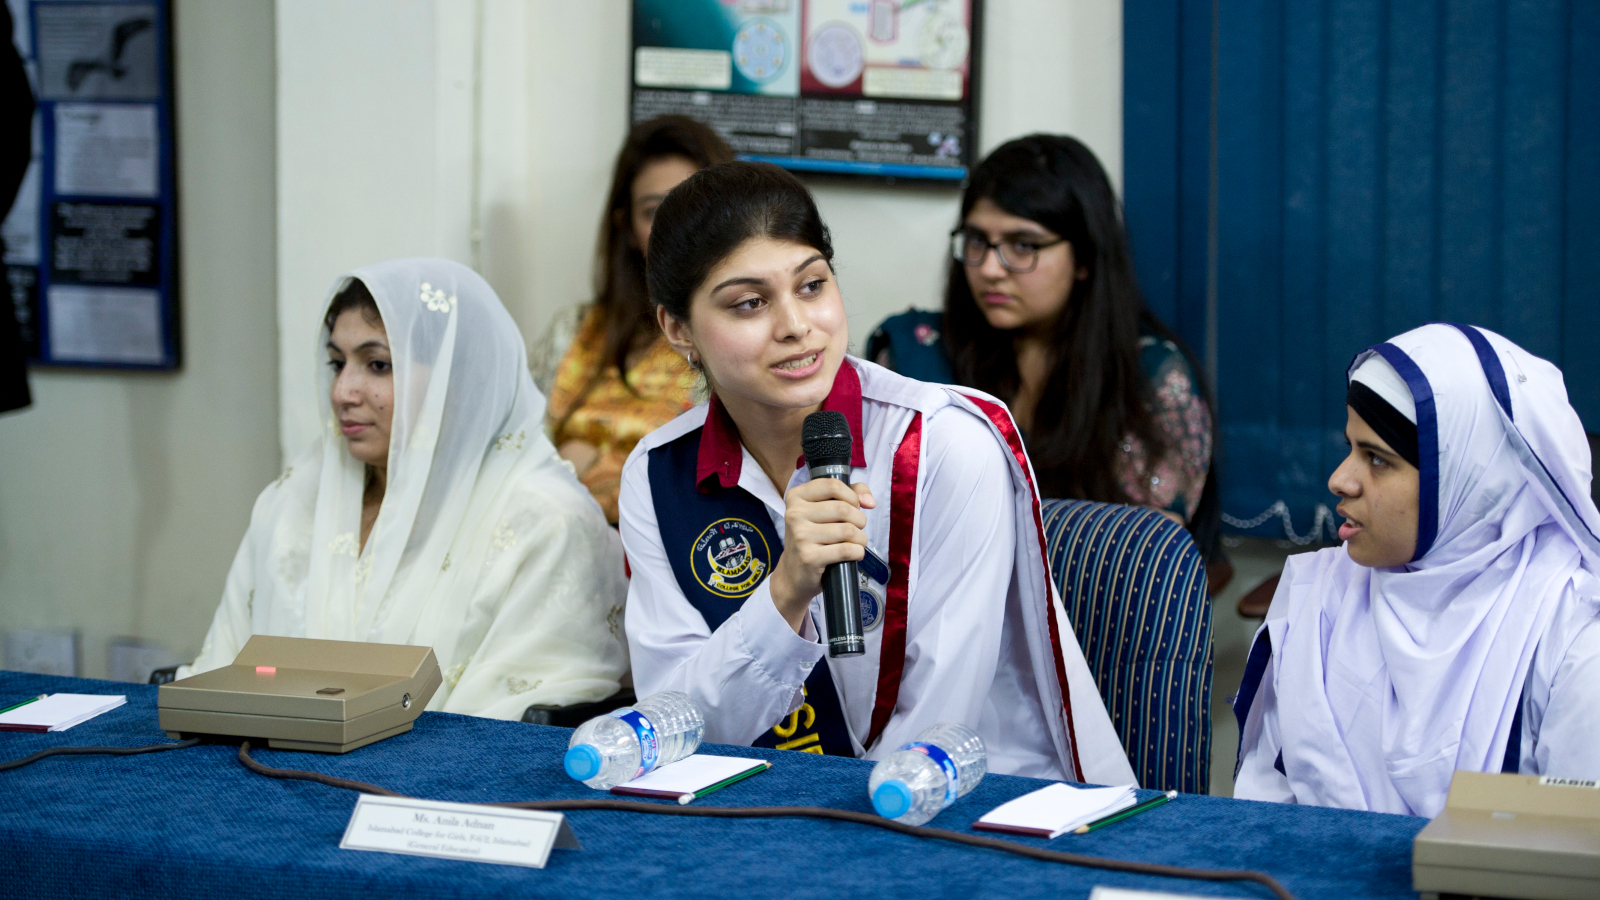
[238,741,1299,900]
[0,737,201,772]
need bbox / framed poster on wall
[2,0,179,370]
[631,0,982,183]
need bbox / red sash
[861,396,1084,781]
[865,412,921,749]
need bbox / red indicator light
[255,666,276,674]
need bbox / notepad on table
[0,694,127,733]
[609,754,770,804]
[972,783,1139,839]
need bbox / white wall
[274,0,480,457]
[0,1,1122,679]
[0,0,278,677]
[276,0,1123,452]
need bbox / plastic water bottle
[562,691,705,790]
[868,722,987,825]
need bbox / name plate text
[340,794,581,868]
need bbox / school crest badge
[692,518,772,598]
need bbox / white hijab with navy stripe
[1272,323,1600,816]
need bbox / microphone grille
[801,411,853,466]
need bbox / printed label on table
[1538,776,1599,789]
[340,795,581,869]
[1087,888,1212,900]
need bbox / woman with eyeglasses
[867,134,1220,559]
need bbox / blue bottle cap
[564,744,602,782]
[872,780,914,819]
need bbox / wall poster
[632,0,981,183]
[2,0,178,370]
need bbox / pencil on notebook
[681,761,771,803]
[0,694,46,715]
[1074,790,1178,834]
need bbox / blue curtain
[1125,0,1600,540]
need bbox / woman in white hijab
[179,258,630,720]
[1234,323,1600,817]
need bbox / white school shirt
[619,357,1135,784]
[1236,583,1600,806]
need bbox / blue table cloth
[0,673,1427,899]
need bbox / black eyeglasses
[950,228,1066,274]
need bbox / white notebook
[609,754,771,804]
[0,693,127,732]
[973,783,1139,839]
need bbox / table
[0,672,1427,899]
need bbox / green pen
[1074,789,1178,834]
[680,761,772,805]
[0,694,47,715]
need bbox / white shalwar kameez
[1234,324,1600,817]
[179,259,630,720]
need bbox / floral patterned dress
[547,307,696,523]
[1118,336,1212,519]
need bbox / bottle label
[904,742,959,808]
[611,710,660,779]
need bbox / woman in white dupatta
[179,258,630,720]
[1234,323,1600,817]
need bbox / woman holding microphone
[618,162,1134,783]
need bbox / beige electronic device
[158,636,441,753]
[1414,771,1600,900]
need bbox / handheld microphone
[801,411,866,658]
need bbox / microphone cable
[0,737,201,772]
[237,741,1300,900]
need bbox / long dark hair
[647,161,833,323]
[945,134,1220,554]
[560,116,732,418]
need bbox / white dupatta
[182,259,629,720]
[1244,324,1600,816]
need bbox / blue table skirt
[0,673,1426,899]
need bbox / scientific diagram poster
[2,0,178,369]
[631,0,980,182]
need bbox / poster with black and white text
[6,0,176,369]
[631,0,980,183]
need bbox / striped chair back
[1042,498,1213,793]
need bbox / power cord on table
[0,737,201,772]
[237,740,1299,900]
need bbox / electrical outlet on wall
[108,638,178,684]
[3,629,81,676]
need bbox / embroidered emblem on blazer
[692,518,771,598]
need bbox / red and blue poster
[632,0,980,182]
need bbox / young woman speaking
[618,162,1134,783]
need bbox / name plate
[340,794,581,868]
